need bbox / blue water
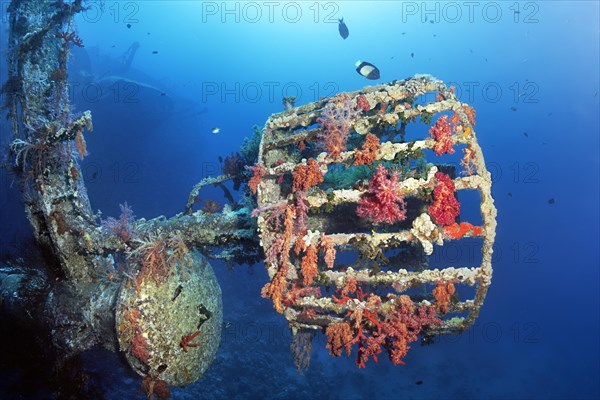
[0,1,598,399]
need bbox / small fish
[508,192,513,197]
[430,20,434,24]
[338,18,349,39]
[152,50,158,54]
[411,52,414,58]
[548,198,555,205]
[510,106,517,111]
[218,156,223,163]
[160,92,166,96]
[355,60,380,80]
[171,285,183,301]
[401,32,406,35]
[548,112,553,116]
[523,132,529,138]
[211,127,220,134]
[415,380,423,385]
[470,49,473,53]
[126,23,131,29]
[111,45,116,48]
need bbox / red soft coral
[356,165,407,224]
[356,95,371,111]
[443,222,483,239]
[131,329,150,364]
[381,295,442,365]
[429,172,460,226]
[429,115,455,156]
[328,289,442,367]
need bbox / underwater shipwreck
[0,1,496,398]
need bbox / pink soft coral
[317,94,360,158]
[101,202,136,242]
[356,165,407,224]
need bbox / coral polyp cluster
[252,75,497,368]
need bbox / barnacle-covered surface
[116,251,222,386]
[253,76,497,364]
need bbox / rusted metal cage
[252,75,497,366]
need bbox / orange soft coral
[450,111,460,126]
[282,284,322,307]
[322,129,347,159]
[326,322,354,357]
[319,233,336,269]
[354,133,380,166]
[261,205,295,313]
[463,105,476,126]
[293,230,306,255]
[301,244,319,285]
[292,158,323,191]
[341,277,358,298]
[75,130,87,159]
[136,239,171,288]
[247,163,266,194]
[260,264,288,313]
[433,282,455,314]
[444,222,483,239]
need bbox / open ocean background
[1,1,599,399]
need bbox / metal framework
[253,76,497,363]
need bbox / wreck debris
[252,75,497,366]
